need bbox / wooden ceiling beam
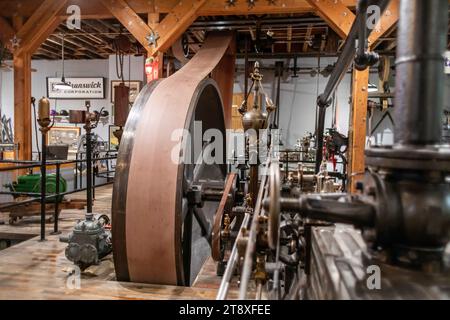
[198,0,355,16]
[149,0,209,55]
[0,16,14,49]
[0,0,179,19]
[95,19,121,34]
[99,0,208,56]
[303,24,313,52]
[368,0,400,49]
[305,0,355,39]
[58,24,112,51]
[98,0,154,51]
[287,25,293,53]
[51,33,105,59]
[15,0,67,55]
[34,47,61,59]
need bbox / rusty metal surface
[112,80,162,281]
[112,33,233,286]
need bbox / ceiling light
[54,77,72,90]
[55,33,72,91]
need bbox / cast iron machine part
[354,0,380,71]
[60,214,112,270]
[60,102,112,270]
[314,0,390,173]
[268,0,450,271]
[219,0,450,300]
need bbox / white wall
[234,57,352,148]
[0,55,144,158]
[234,58,450,148]
[1,55,448,157]
[367,64,450,146]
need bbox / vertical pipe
[40,132,46,241]
[52,163,60,234]
[92,153,96,200]
[216,213,251,300]
[74,152,78,190]
[86,132,93,214]
[249,164,258,208]
[394,0,448,146]
[244,36,249,99]
[356,0,369,58]
[315,106,326,173]
[275,62,282,129]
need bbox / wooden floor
[0,185,239,300]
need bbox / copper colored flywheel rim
[112,33,233,286]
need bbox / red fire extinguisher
[145,57,160,82]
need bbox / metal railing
[0,150,117,237]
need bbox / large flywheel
[112,33,233,286]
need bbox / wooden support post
[348,0,399,192]
[211,40,236,129]
[348,68,369,192]
[13,52,32,161]
[12,0,67,160]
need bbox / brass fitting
[253,254,267,284]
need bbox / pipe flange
[365,146,450,172]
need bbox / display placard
[47,77,106,99]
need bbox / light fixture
[368,83,378,93]
[54,33,72,90]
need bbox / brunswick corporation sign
[47,77,106,99]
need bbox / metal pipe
[239,160,270,299]
[315,0,391,172]
[357,0,369,59]
[315,106,326,173]
[244,36,249,102]
[236,51,396,59]
[92,153,96,200]
[394,0,448,145]
[40,132,47,241]
[216,212,251,300]
[275,196,376,227]
[52,163,61,235]
[86,131,93,214]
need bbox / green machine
[5,174,67,203]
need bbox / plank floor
[0,185,240,300]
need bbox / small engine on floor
[60,213,112,270]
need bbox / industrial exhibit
[0,0,449,301]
